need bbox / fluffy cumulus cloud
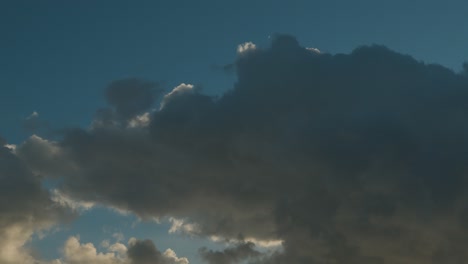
[58,236,126,264]
[15,34,468,263]
[127,238,189,264]
[54,236,187,264]
[237,42,257,54]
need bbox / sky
[2,1,468,264]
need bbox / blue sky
[2,1,468,264]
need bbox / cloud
[209,235,282,249]
[127,238,189,264]
[306,47,321,54]
[51,189,95,212]
[112,232,125,243]
[237,42,257,54]
[60,236,126,264]
[127,112,151,128]
[15,135,75,178]
[168,217,200,235]
[2,137,16,151]
[0,145,70,264]
[17,34,468,263]
[199,241,261,264]
[56,236,188,264]
[160,83,197,110]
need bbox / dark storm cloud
[18,34,468,263]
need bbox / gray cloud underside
[17,34,468,263]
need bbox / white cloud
[59,236,126,264]
[4,144,16,150]
[108,243,128,257]
[209,235,283,248]
[237,42,257,54]
[0,224,37,264]
[163,248,189,264]
[0,220,65,264]
[168,217,200,235]
[306,47,321,53]
[55,236,189,264]
[243,237,283,248]
[51,189,95,211]
[127,112,151,128]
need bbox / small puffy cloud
[162,248,189,264]
[28,111,39,118]
[237,42,257,54]
[57,236,188,264]
[168,217,200,235]
[60,236,126,264]
[108,243,128,257]
[4,143,16,150]
[127,112,151,128]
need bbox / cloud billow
[56,236,188,264]
[17,34,468,263]
[0,144,70,263]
